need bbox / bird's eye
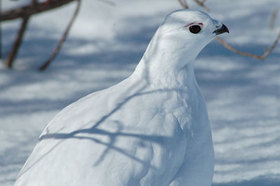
[189,25,201,34]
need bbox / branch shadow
[19,85,183,177]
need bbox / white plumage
[14,10,228,186]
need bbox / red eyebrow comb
[185,22,204,27]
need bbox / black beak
[213,24,229,35]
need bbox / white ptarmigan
[14,10,228,186]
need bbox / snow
[1,0,280,185]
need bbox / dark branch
[39,0,82,71]
[0,0,75,22]
[4,17,30,68]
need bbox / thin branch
[4,17,30,68]
[0,0,74,22]
[0,26,1,59]
[216,32,280,60]
[270,8,278,29]
[178,0,189,9]
[193,0,209,12]
[39,0,82,71]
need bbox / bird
[14,9,229,186]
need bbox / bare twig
[216,32,280,60]
[193,0,209,12]
[178,0,189,9]
[39,0,82,71]
[4,17,30,68]
[0,0,75,22]
[0,27,1,59]
[270,8,278,29]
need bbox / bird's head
[135,10,229,85]
[154,9,229,61]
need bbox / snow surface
[1,0,280,185]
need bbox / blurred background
[1,0,280,185]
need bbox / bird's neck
[132,30,199,89]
